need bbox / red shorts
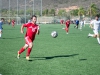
[66,25,70,28]
[25,36,32,45]
[12,23,15,26]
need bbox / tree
[42,9,49,16]
[78,7,86,20]
[1,9,8,17]
[49,9,55,16]
[87,3,98,17]
[26,9,32,15]
[19,10,24,15]
[58,9,66,17]
[78,7,85,16]
[70,9,79,16]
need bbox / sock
[65,28,68,33]
[0,33,1,37]
[80,25,82,29]
[88,33,94,37]
[18,47,25,54]
[26,48,32,57]
[97,38,100,44]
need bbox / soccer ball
[51,31,58,38]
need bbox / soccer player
[17,15,40,60]
[74,19,79,29]
[65,19,70,34]
[8,19,11,25]
[60,19,64,25]
[88,15,100,44]
[11,19,15,28]
[79,19,84,30]
[0,18,4,38]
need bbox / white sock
[88,33,94,37]
[80,25,82,29]
[0,33,1,37]
[97,38,100,44]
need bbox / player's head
[31,15,37,24]
[1,18,4,22]
[95,14,99,20]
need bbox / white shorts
[93,30,99,35]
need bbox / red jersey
[23,22,39,41]
[60,19,64,24]
[12,20,15,24]
[65,20,70,27]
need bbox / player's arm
[21,23,28,34]
[90,24,93,29]
[21,24,24,34]
[90,21,94,29]
[36,26,40,35]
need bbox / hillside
[42,0,100,9]
[1,0,100,10]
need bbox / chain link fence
[0,0,42,25]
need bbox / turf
[0,24,100,75]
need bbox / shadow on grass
[28,54,79,61]
[79,59,87,61]
[1,37,23,39]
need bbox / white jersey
[80,21,84,25]
[90,20,100,30]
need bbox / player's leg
[88,33,94,37]
[74,24,76,28]
[66,25,69,34]
[77,24,79,29]
[13,24,15,28]
[12,23,14,28]
[17,44,28,59]
[25,36,33,60]
[26,42,33,60]
[88,30,97,38]
[84,24,85,27]
[88,30,100,44]
[65,27,68,34]
[80,24,82,30]
[96,33,100,44]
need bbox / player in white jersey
[79,19,84,30]
[88,15,100,44]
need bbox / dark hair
[31,15,37,19]
[95,14,99,18]
[1,18,4,20]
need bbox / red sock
[65,28,68,32]
[26,48,32,56]
[18,47,25,54]
[66,29,68,32]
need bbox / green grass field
[0,24,100,75]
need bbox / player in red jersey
[65,19,70,34]
[11,19,15,28]
[17,15,40,60]
[60,19,64,25]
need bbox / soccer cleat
[87,33,90,38]
[26,56,30,61]
[17,51,20,59]
[66,33,68,34]
[62,28,65,29]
